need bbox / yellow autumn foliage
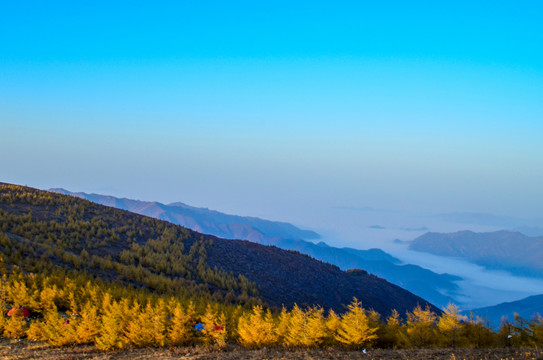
[125,301,167,347]
[406,304,438,347]
[238,305,278,348]
[169,301,195,346]
[76,301,100,344]
[3,312,26,339]
[335,298,378,349]
[95,298,128,350]
[438,303,466,347]
[201,304,227,347]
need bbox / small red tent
[7,306,30,318]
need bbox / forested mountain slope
[0,183,437,316]
[52,189,458,308]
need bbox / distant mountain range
[51,188,319,243]
[1,183,438,316]
[472,294,543,329]
[409,230,543,277]
[436,212,543,236]
[52,188,460,307]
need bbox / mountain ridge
[409,230,543,277]
[50,188,319,243]
[51,188,460,307]
[472,294,543,329]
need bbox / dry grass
[0,340,541,360]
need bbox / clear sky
[2,1,543,225]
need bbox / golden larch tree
[335,298,378,349]
[169,301,195,346]
[3,310,26,339]
[75,301,100,344]
[380,309,408,348]
[125,301,167,347]
[201,304,227,347]
[304,306,328,347]
[26,318,46,342]
[95,298,129,350]
[282,304,306,347]
[324,309,341,346]
[462,312,494,348]
[40,305,78,346]
[438,303,466,347]
[237,305,278,348]
[406,304,438,347]
[275,306,291,346]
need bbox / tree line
[1,266,542,351]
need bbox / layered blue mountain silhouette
[409,230,543,277]
[472,294,543,329]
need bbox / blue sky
[2,1,543,223]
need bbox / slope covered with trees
[1,183,543,351]
[0,182,434,315]
[1,268,542,351]
[51,188,460,308]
